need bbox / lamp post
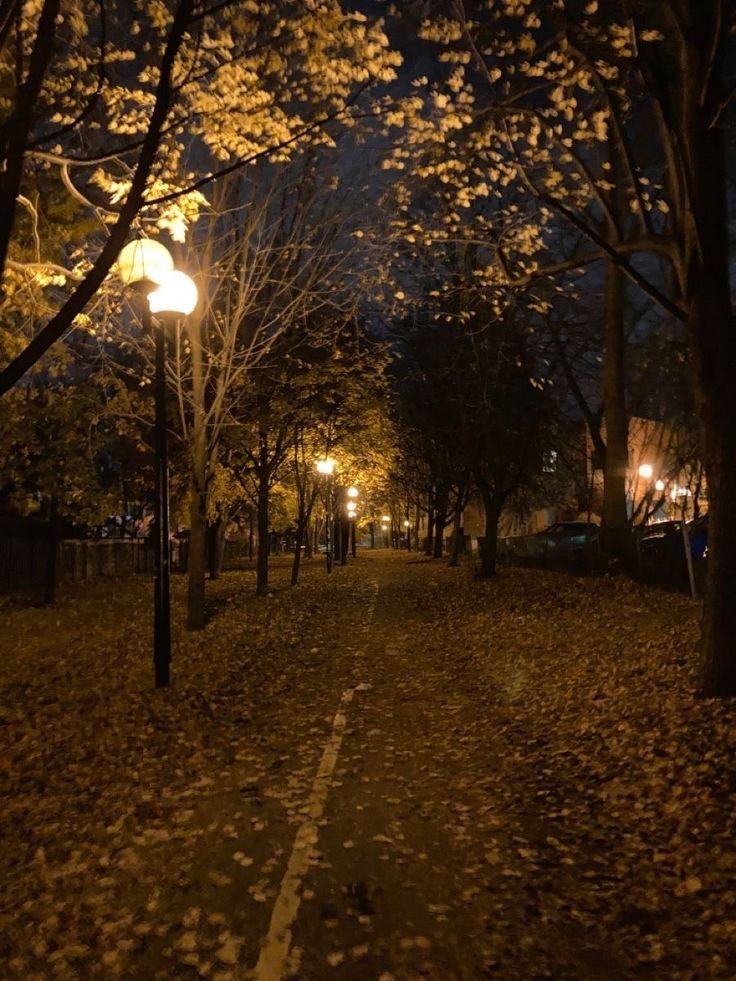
[346,498,358,558]
[347,487,358,557]
[117,242,198,688]
[316,458,335,573]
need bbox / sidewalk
[2,553,735,978]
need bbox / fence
[0,534,190,599]
[0,528,259,599]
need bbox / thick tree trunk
[433,496,448,559]
[424,507,435,555]
[600,256,632,567]
[687,120,736,694]
[477,481,502,578]
[448,496,463,568]
[186,316,208,631]
[207,518,225,580]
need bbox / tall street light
[117,241,198,688]
[347,487,359,557]
[316,458,335,573]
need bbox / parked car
[537,521,599,556]
[638,515,707,591]
[638,520,683,562]
[501,521,599,563]
[639,516,708,563]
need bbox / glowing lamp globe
[316,458,335,475]
[347,501,357,513]
[148,270,198,316]
[347,486,359,498]
[655,479,665,492]
[117,239,174,287]
[382,514,390,522]
[638,463,653,480]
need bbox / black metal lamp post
[117,242,198,687]
[316,457,335,574]
[347,487,358,558]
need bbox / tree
[387,0,736,693]
[0,0,401,392]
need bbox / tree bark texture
[686,121,736,694]
[477,483,502,579]
[600,257,632,567]
[256,438,270,597]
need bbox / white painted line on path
[251,577,379,981]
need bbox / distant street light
[117,240,198,688]
[316,458,335,573]
[655,479,665,492]
[347,495,359,557]
[638,463,653,480]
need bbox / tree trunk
[340,516,349,565]
[424,507,435,555]
[477,481,502,578]
[248,507,254,560]
[600,256,631,567]
[186,315,208,632]
[687,119,736,694]
[369,521,375,549]
[207,518,225,580]
[291,505,307,586]
[43,495,58,605]
[448,496,463,568]
[187,477,207,630]
[256,457,270,597]
[433,494,448,559]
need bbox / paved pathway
[0,551,652,979]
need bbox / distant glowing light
[347,501,356,513]
[316,458,335,475]
[655,479,665,492]
[638,463,653,480]
[382,514,391,522]
[347,486,359,498]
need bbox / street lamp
[346,497,358,557]
[638,463,653,480]
[117,241,198,688]
[316,458,335,573]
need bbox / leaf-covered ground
[1,552,734,979]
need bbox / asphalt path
[1,551,641,980]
